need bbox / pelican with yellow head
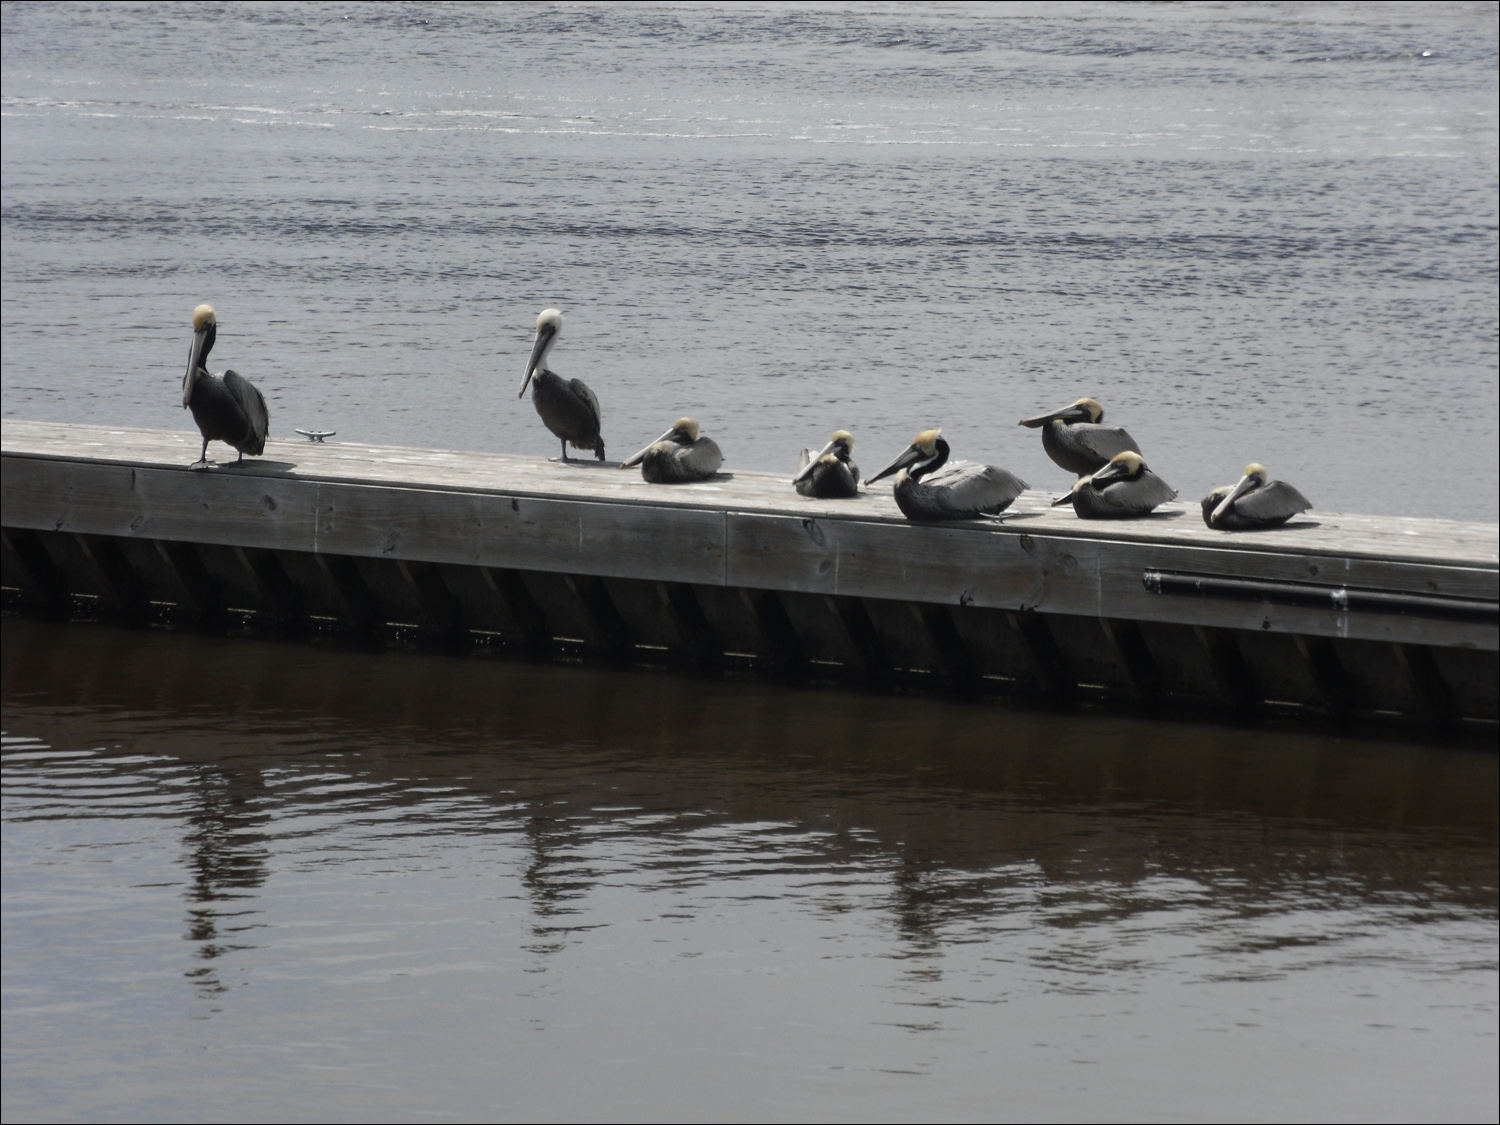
[1202,463,1311,530]
[864,429,1026,521]
[792,430,859,498]
[518,308,606,462]
[1018,397,1141,478]
[621,417,724,483]
[1052,450,1176,519]
[180,304,269,468]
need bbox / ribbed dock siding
[3,421,1496,728]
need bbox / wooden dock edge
[3,429,1496,730]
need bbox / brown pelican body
[1056,451,1176,519]
[181,304,269,468]
[1019,398,1140,477]
[518,308,605,461]
[622,417,723,483]
[866,429,1026,522]
[1202,464,1311,530]
[793,431,859,499]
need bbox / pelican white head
[1089,449,1146,487]
[792,429,856,484]
[1019,397,1104,428]
[183,303,218,407]
[864,428,942,486]
[1211,462,1269,524]
[621,417,700,469]
[519,308,564,398]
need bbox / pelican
[792,430,859,498]
[181,304,268,468]
[1053,450,1176,519]
[518,308,605,461]
[864,429,1026,521]
[621,417,723,483]
[1018,398,1141,477]
[1202,463,1312,530]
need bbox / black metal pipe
[1143,569,1498,624]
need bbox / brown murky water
[2,618,1495,1121]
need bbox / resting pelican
[181,304,268,468]
[621,417,723,483]
[792,430,859,498]
[1053,451,1176,519]
[865,429,1026,521]
[1018,398,1141,477]
[518,308,605,461]
[1202,463,1312,530]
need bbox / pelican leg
[558,438,572,462]
[190,436,211,469]
[234,449,244,465]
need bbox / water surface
[2,1,1497,516]
[3,619,1496,1121]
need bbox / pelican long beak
[1018,403,1089,428]
[792,440,838,484]
[620,428,677,469]
[1089,459,1135,488]
[863,444,922,486]
[1051,491,1075,507]
[182,326,210,408]
[518,324,555,399]
[1211,474,1257,524]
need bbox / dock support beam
[74,534,147,624]
[741,589,801,676]
[235,547,304,632]
[1007,610,1071,700]
[826,595,889,687]
[1195,626,1261,718]
[1100,617,1160,706]
[481,568,548,653]
[658,583,717,668]
[315,554,379,638]
[155,540,224,630]
[913,603,979,695]
[564,575,628,659]
[1294,635,1352,720]
[397,560,464,647]
[2,528,68,617]
[1393,643,1453,727]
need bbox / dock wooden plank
[4,421,1496,653]
[4,420,1494,567]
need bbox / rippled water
[4,5,1499,1120]
[2,2,1497,517]
[2,619,1497,1121]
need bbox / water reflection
[2,619,1495,1119]
[5,619,1493,943]
[180,764,269,1000]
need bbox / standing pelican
[1053,451,1176,519]
[181,304,268,468]
[518,308,605,461]
[792,430,859,499]
[1202,463,1312,530]
[1018,398,1141,477]
[864,429,1026,521]
[621,417,723,483]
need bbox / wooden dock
[3,420,1496,727]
